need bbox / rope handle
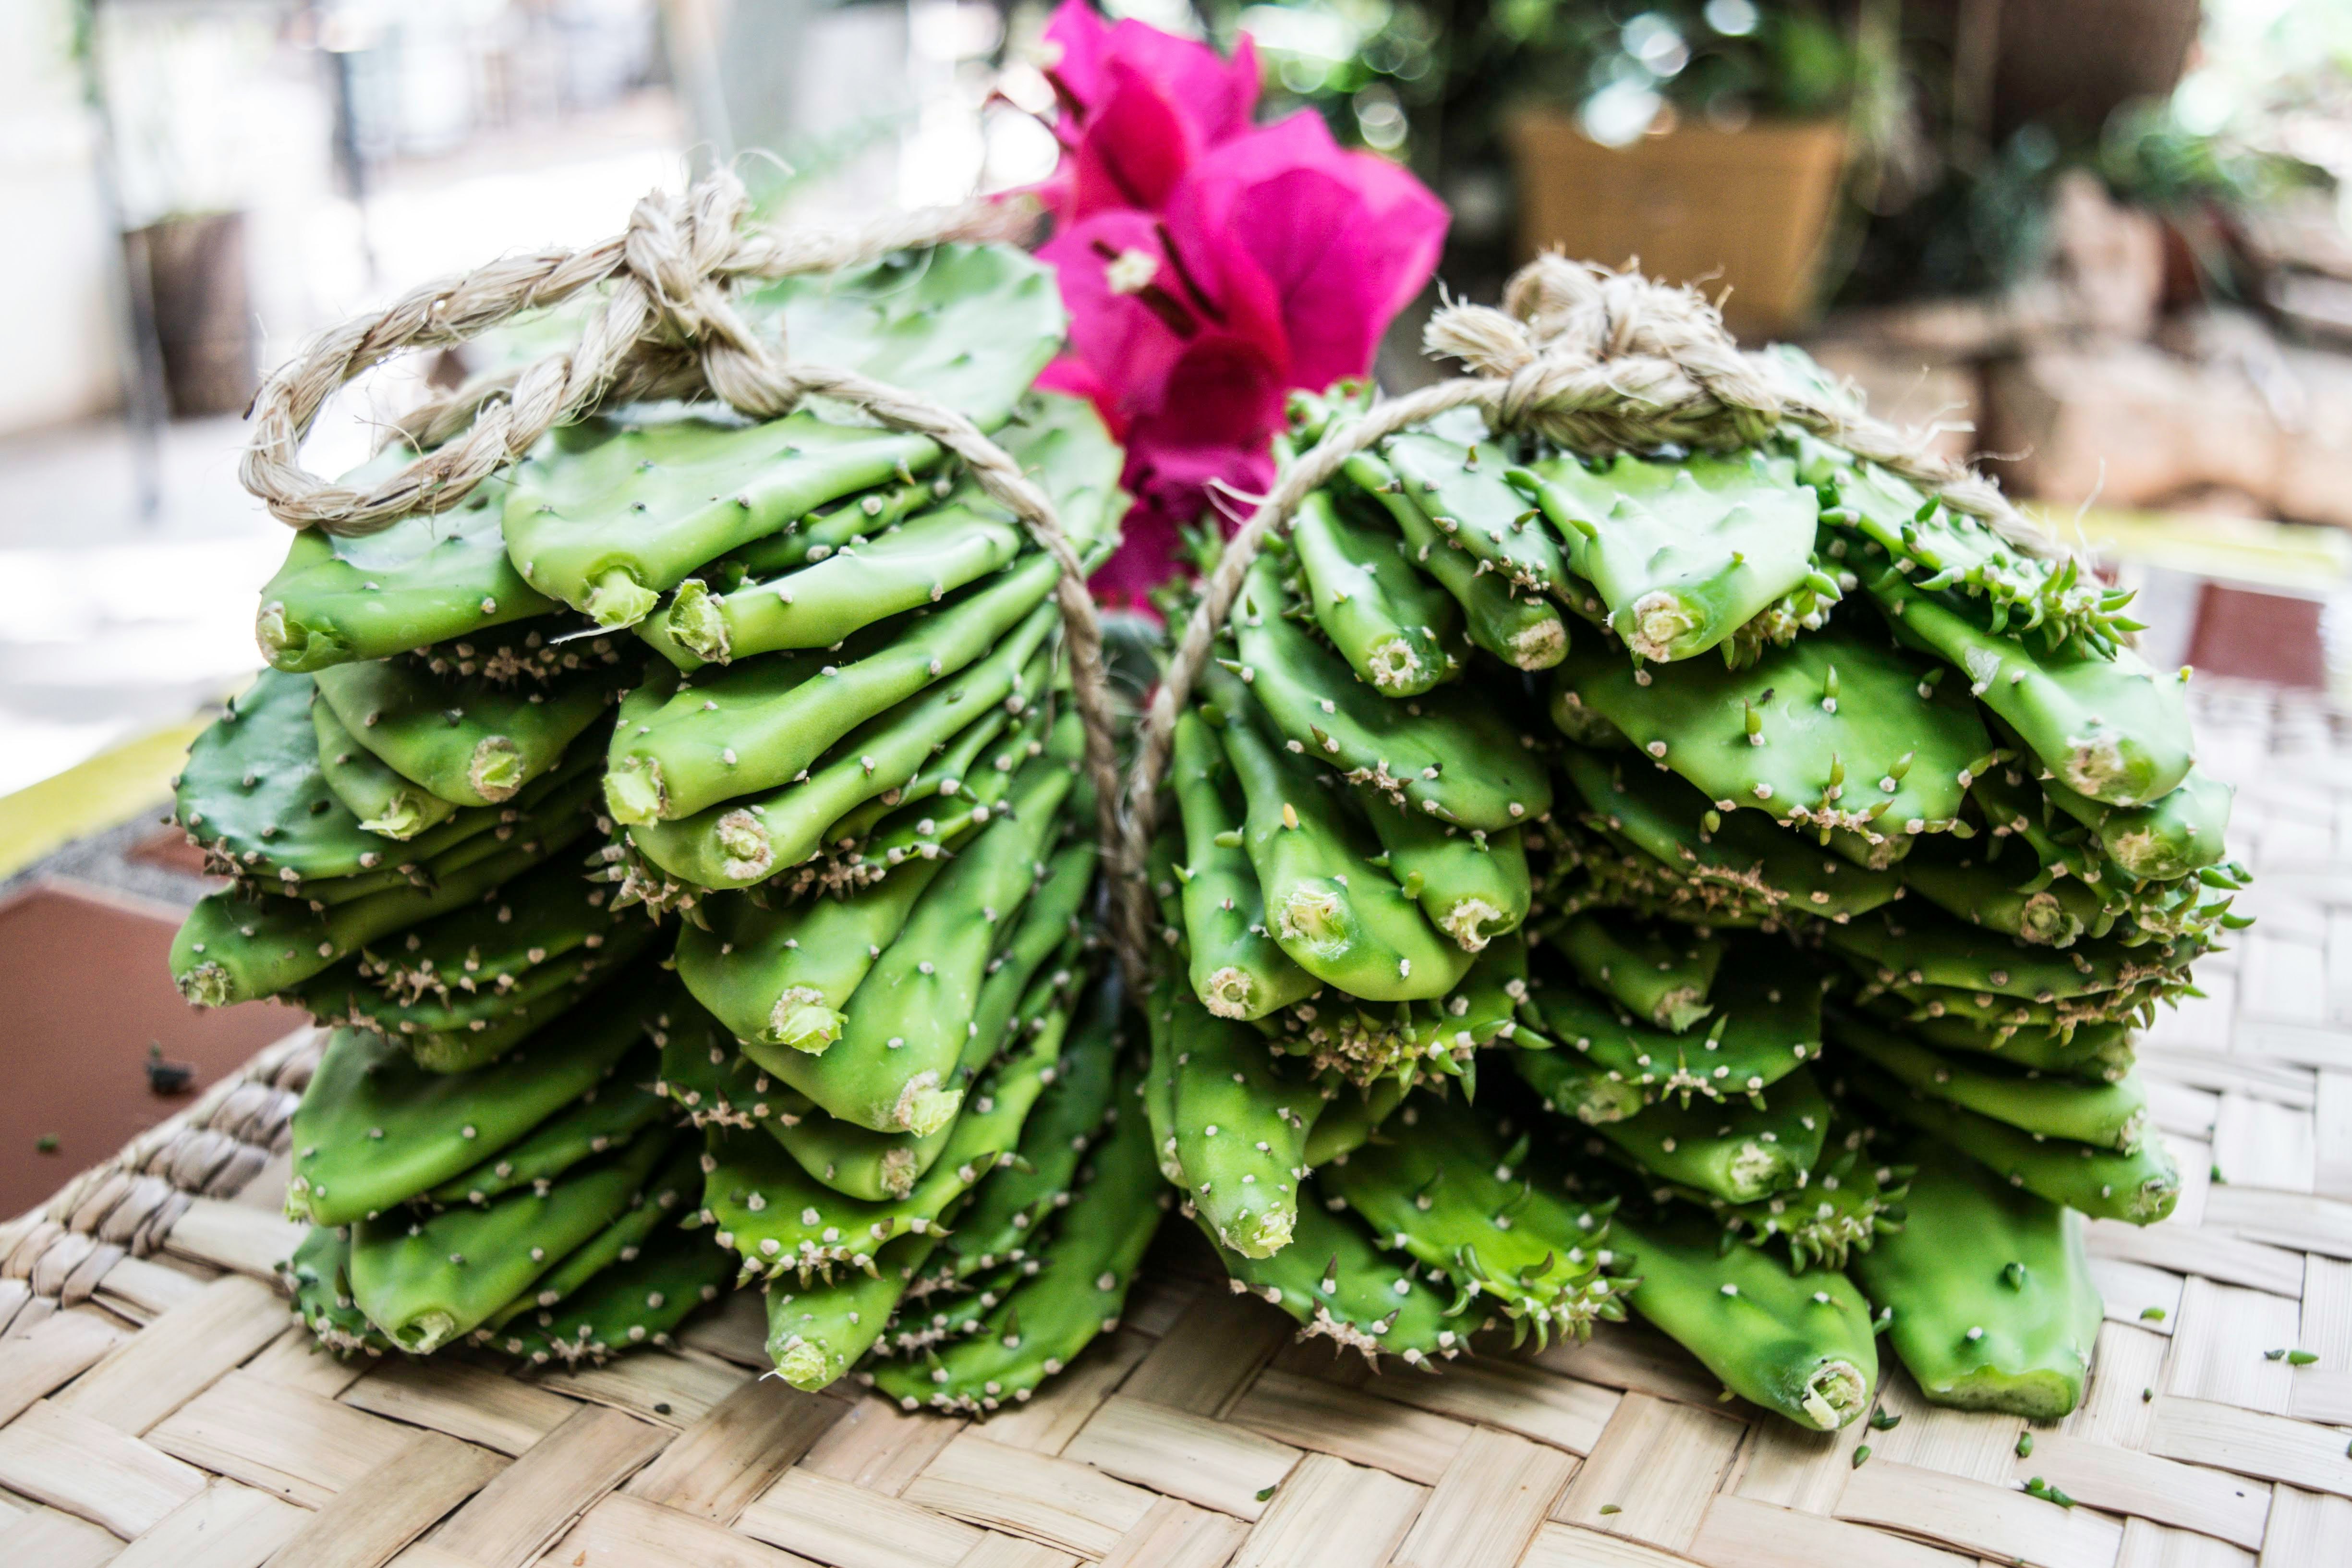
[236,170,1135,979]
[1111,255,2067,963]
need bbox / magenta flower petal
[1029,4,1447,602]
[1044,1,1257,141]
[1065,61,1200,216]
[1037,211,1194,419]
[1168,112,1448,390]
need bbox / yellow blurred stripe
[0,718,207,882]
[2024,502,2352,592]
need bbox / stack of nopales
[1148,383,2244,1429]
[173,245,1169,1407]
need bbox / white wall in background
[0,0,125,435]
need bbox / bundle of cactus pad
[1144,382,2242,1429]
[175,242,1172,1407]
[173,208,2238,1434]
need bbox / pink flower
[1038,2,1260,222]
[1036,100,1448,599]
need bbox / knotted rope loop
[239,170,1038,538]
[1115,253,2063,957]
[236,170,1140,987]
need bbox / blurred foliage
[1214,0,1854,170]
[2097,101,2330,216]
[1179,0,2342,305]
[1838,104,2331,305]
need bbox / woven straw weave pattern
[0,679,2345,1568]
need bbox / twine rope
[1116,254,2066,956]
[235,170,1132,971]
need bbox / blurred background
[0,0,2346,1194]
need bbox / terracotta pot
[126,210,257,419]
[1504,113,1849,340]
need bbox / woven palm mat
[1,680,2347,1568]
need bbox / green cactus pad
[2037,766,2233,882]
[626,599,1060,887]
[481,1141,705,1334]
[1602,1198,1878,1430]
[1678,1115,1911,1272]
[1170,708,1319,1021]
[1897,1010,2135,1083]
[285,1226,388,1357]
[767,1229,939,1390]
[354,854,644,1004]
[1208,667,1473,1005]
[1299,1076,1411,1166]
[1822,902,2199,1004]
[1557,915,1724,1032]
[296,913,659,1074]
[1509,1043,1651,1126]
[770,1003,1073,1205]
[1518,942,1823,1107]
[643,506,1024,669]
[312,695,460,841]
[752,755,1073,1132]
[1166,986,1322,1258]
[654,997,798,1134]
[804,688,1030,863]
[1835,1038,2180,1223]
[312,649,623,808]
[1382,428,1571,595]
[1873,979,2163,1034]
[1516,447,1819,663]
[1142,970,1186,1185]
[724,478,939,582]
[425,1067,668,1208]
[1585,1063,1831,1204]
[1340,448,1570,669]
[740,243,1066,431]
[349,1128,674,1352]
[1867,566,2192,808]
[1363,809,1530,954]
[681,861,946,1056]
[289,971,669,1225]
[961,842,1096,1066]
[1322,1092,1635,1344]
[606,554,1067,826]
[489,1222,733,1367]
[873,1069,1164,1413]
[884,1260,1026,1358]
[255,469,557,673]
[794,673,1067,899]
[1898,832,2117,949]
[1272,930,1523,1086]
[1226,555,1552,830]
[638,389,1119,672]
[1554,620,1989,853]
[286,765,605,910]
[941,982,1120,1278]
[1558,746,1904,924]
[706,1012,1064,1278]
[1838,1021,2150,1153]
[171,802,598,1009]
[505,414,943,630]
[1288,485,1463,696]
[179,669,437,888]
[1206,1180,1472,1368]
[1793,432,2135,655]
[502,246,1064,628]
[1848,1137,2103,1419]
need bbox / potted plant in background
[1498,0,1858,337]
[1223,0,1862,333]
